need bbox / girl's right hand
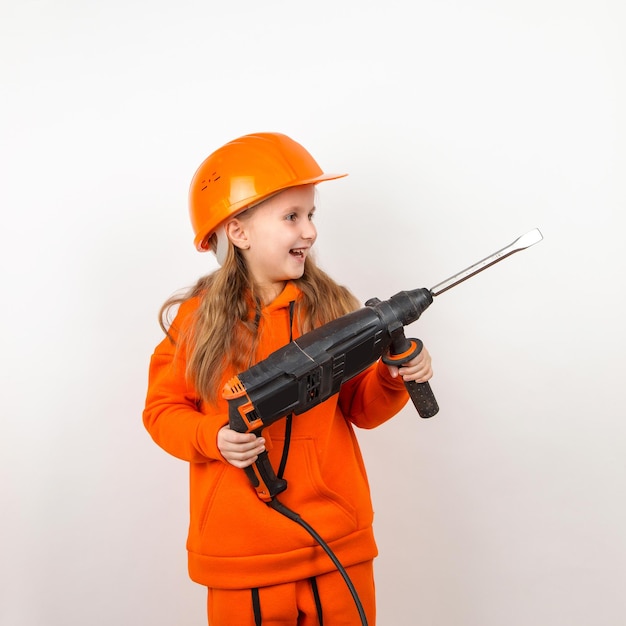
[217,425,266,468]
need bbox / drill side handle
[404,379,439,418]
[382,335,439,418]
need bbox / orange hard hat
[188,132,347,251]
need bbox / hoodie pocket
[194,462,227,537]
[277,437,361,539]
[188,439,365,559]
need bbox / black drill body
[223,287,437,501]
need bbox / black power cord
[268,498,368,626]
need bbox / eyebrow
[284,204,316,213]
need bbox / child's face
[236,185,317,302]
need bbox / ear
[224,218,250,250]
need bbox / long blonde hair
[159,244,360,405]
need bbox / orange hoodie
[143,281,409,589]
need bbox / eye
[285,213,297,222]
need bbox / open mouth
[290,249,305,257]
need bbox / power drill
[223,229,543,502]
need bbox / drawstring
[276,415,292,479]
[249,578,324,625]
[277,300,295,480]
[310,577,324,625]
[251,588,262,626]
[288,300,295,343]
[247,297,295,479]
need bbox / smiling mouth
[290,248,306,257]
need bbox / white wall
[2,1,625,624]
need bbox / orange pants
[206,560,375,625]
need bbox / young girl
[143,132,433,625]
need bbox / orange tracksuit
[143,282,409,619]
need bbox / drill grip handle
[244,449,288,503]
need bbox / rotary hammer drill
[223,229,543,502]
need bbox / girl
[143,132,433,625]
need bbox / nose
[302,219,317,241]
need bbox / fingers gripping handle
[382,335,439,418]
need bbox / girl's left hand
[386,345,433,382]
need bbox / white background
[2,1,625,624]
